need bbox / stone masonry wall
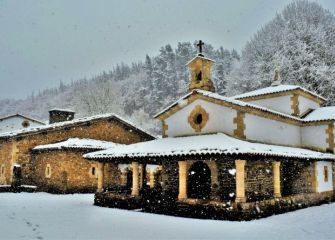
[161,159,179,198]
[0,141,15,184]
[281,160,314,196]
[32,150,120,193]
[246,160,274,201]
[217,158,235,201]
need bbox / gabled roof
[304,107,335,122]
[153,89,330,124]
[0,113,45,125]
[232,85,326,102]
[0,113,155,140]
[84,133,335,161]
[153,89,302,123]
[33,138,120,151]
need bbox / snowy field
[0,193,334,240]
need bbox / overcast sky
[0,0,334,99]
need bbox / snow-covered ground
[0,193,334,240]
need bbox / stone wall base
[95,192,142,210]
[94,191,335,221]
[0,185,37,193]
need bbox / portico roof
[33,138,120,151]
[83,133,335,161]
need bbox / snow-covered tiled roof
[84,133,335,161]
[0,113,154,139]
[33,138,119,151]
[304,107,335,121]
[186,54,215,66]
[232,85,326,101]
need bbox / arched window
[196,71,202,82]
[0,164,5,177]
[45,164,51,178]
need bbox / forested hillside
[1,0,334,134]
[0,42,239,134]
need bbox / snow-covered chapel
[86,41,335,220]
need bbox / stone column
[150,171,155,189]
[97,162,105,193]
[273,161,281,198]
[235,160,246,203]
[131,161,139,196]
[178,161,187,200]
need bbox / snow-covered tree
[227,0,335,104]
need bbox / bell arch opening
[187,161,211,199]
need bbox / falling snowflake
[228,169,236,175]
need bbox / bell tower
[187,40,216,92]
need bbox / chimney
[49,109,75,124]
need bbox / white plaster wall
[244,114,301,146]
[165,99,236,137]
[299,96,320,115]
[316,161,333,192]
[0,116,44,133]
[301,125,328,151]
[246,95,292,115]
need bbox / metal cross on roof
[197,40,204,56]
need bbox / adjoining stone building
[31,138,121,193]
[85,41,335,220]
[0,110,154,190]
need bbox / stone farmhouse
[0,109,154,191]
[85,41,335,220]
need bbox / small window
[45,164,51,178]
[90,165,97,178]
[0,165,5,177]
[324,166,329,182]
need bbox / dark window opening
[196,71,202,82]
[22,120,30,128]
[324,166,328,182]
[194,114,203,125]
[91,167,96,176]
